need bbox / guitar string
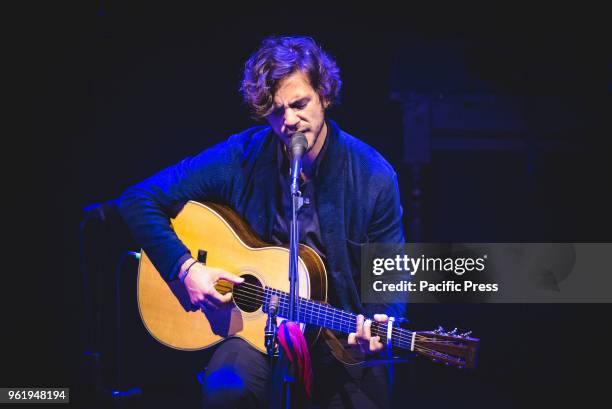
[218,281,442,348]
[215,279,391,333]
[227,290,448,352]
[213,280,466,354]
[223,283,450,346]
[227,291,458,360]
[213,282,452,351]
[228,290,464,361]
[217,282,414,343]
[229,291,402,341]
[202,285,465,361]
[228,284,455,356]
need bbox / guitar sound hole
[233,274,263,313]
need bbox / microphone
[289,132,308,195]
[265,294,280,358]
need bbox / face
[265,71,329,155]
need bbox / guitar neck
[263,287,415,351]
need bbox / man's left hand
[347,314,388,354]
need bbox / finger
[211,288,234,304]
[355,314,364,338]
[192,296,207,308]
[370,336,383,352]
[348,332,357,345]
[218,271,244,284]
[373,314,388,323]
[218,291,234,304]
[207,290,230,307]
[363,319,372,340]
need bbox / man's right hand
[180,259,244,311]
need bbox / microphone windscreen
[290,132,308,155]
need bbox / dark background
[11,2,611,408]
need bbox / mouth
[286,130,308,139]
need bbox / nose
[284,109,299,129]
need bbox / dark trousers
[201,337,390,409]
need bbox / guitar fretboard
[262,287,415,351]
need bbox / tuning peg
[449,328,458,336]
[459,331,472,338]
[434,326,445,334]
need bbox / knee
[201,365,251,409]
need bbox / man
[118,35,405,408]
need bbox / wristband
[180,260,199,283]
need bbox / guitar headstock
[413,326,479,369]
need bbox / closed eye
[291,98,309,110]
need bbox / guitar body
[137,201,327,353]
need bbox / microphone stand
[288,191,303,324]
[265,295,280,364]
[282,137,306,409]
[288,133,306,325]
[281,190,303,409]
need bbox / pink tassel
[277,320,313,398]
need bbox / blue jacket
[118,120,405,318]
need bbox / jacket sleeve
[363,170,408,320]
[117,139,238,281]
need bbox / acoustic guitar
[137,201,479,369]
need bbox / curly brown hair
[240,36,342,120]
